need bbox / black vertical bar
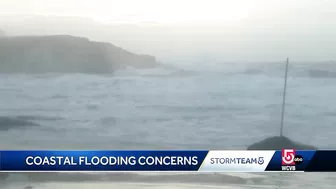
[280,58,289,136]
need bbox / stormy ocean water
[0,62,336,189]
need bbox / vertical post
[280,58,289,137]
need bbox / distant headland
[0,35,159,73]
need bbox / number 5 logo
[282,149,295,165]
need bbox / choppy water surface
[0,62,335,188]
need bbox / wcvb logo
[282,149,296,165]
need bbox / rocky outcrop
[247,136,318,150]
[0,35,159,73]
[0,116,40,131]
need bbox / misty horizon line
[0,13,223,26]
[0,13,335,62]
[1,33,335,64]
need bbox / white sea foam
[1,63,336,188]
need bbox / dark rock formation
[0,116,40,131]
[308,69,336,78]
[0,35,159,73]
[247,136,318,150]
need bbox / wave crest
[1,172,267,186]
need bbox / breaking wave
[112,67,200,78]
[6,63,335,80]
[1,172,268,186]
[243,67,336,78]
[109,63,336,79]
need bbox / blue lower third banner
[0,150,335,172]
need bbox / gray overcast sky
[0,0,335,61]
